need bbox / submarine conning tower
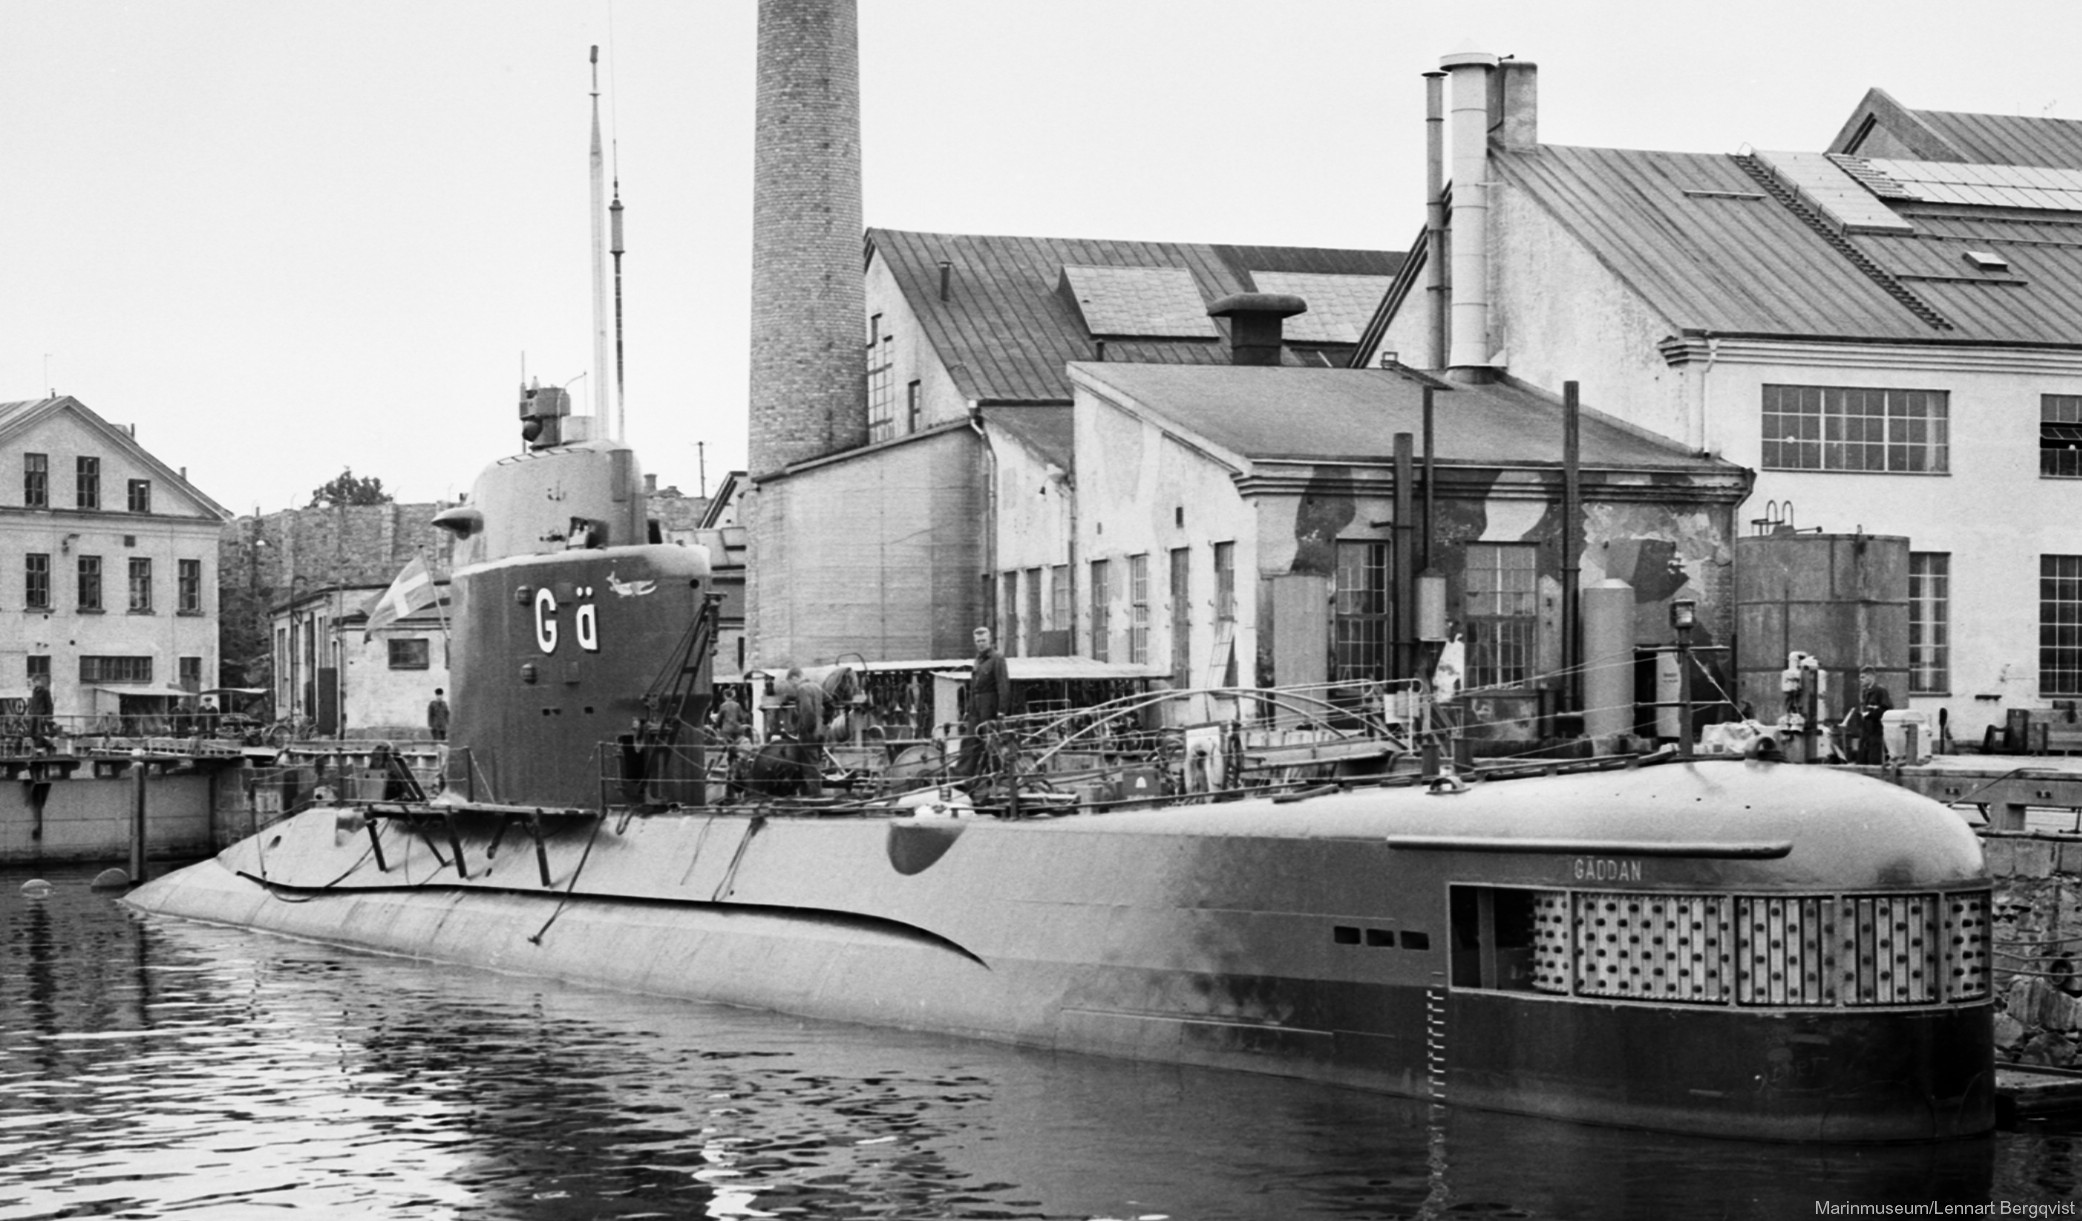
[428,396,715,810]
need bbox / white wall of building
[863,254,973,437]
[1,403,223,718]
[1072,385,1258,697]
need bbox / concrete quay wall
[1,769,218,865]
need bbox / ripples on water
[1,864,2076,1220]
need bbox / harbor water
[2,865,2075,1221]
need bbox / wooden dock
[1996,1064,2082,1124]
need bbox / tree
[308,468,392,508]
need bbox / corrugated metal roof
[1829,88,2082,171]
[870,230,1402,404]
[1497,145,1931,339]
[1914,107,2082,170]
[1498,143,2082,346]
[1074,364,1735,471]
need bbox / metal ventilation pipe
[1441,49,1498,379]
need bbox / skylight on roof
[1057,266,1215,339]
[1964,250,2010,272]
[1753,150,1916,234]
[1851,157,2082,213]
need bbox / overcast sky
[4,0,2074,513]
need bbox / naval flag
[362,556,440,643]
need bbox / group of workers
[711,626,1014,794]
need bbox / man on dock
[27,675,54,754]
[1843,666,1892,765]
[427,689,449,742]
[962,626,1012,780]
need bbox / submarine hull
[128,764,1997,1143]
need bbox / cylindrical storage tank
[1581,578,1634,740]
[1734,532,1910,724]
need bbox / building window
[128,557,152,612]
[276,626,289,707]
[1760,385,1948,473]
[1213,542,1236,625]
[81,655,152,684]
[76,455,100,509]
[1129,554,1150,665]
[127,479,151,513]
[1168,548,1192,688]
[2043,555,2082,699]
[178,559,202,613]
[2044,395,2082,478]
[906,381,923,433]
[1332,541,1390,682]
[178,656,202,691]
[27,654,50,686]
[1090,559,1111,662]
[25,553,50,610]
[1050,564,1070,633]
[23,453,48,507]
[866,314,895,443]
[388,638,431,670]
[77,555,102,611]
[1909,553,1950,695]
[1000,569,1020,657]
[1024,567,1042,657]
[1465,543,1538,689]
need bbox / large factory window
[865,314,894,442]
[2043,395,2082,478]
[1024,568,1042,657]
[1128,554,1150,664]
[1759,385,1948,473]
[2043,555,2082,698]
[1464,544,1537,689]
[1449,885,1541,992]
[1169,548,1191,687]
[1049,564,1069,634]
[1089,559,1111,662]
[1331,541,1389,682]
[1909,553,1949,694]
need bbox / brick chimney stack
[749,0,866,473]
[746,0,864,669]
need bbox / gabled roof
[1494,143,2082,346]
[1070,364,1740,473]
[0,396,232,519]
[1830,87,2082,170]
[869,229,1403,405]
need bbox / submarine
[127,396,1995,1143]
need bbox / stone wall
[216,502,455,692]
[1984,836,2082,1067]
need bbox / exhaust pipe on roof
[1207,293,1307,366]
[1441,48,1498,381]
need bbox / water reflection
[1,865,2074,1220]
